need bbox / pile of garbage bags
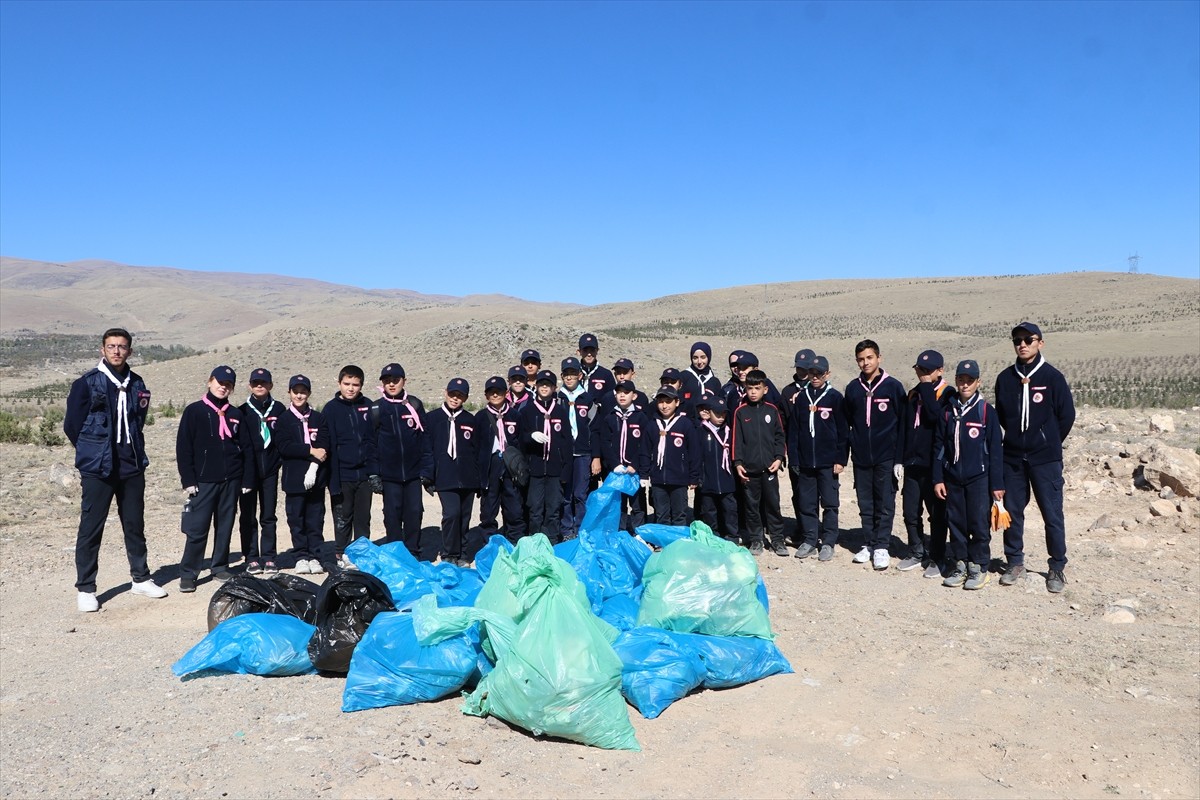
[173,473,792,751]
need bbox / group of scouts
[66,323,1076,612]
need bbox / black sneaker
[748,539,764,556]
[1046,570,1066,593]
[246,561,263,575]
[179,577,197,593]
[772,541,790,557]
[999,563,1026,586]
[210,569,233,582]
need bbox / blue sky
[2,0,1197,303]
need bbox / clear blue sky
[2,0,1197,303]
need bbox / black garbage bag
[207,573,321,631]
[307,571,396,674]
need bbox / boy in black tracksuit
[425,378,487,565]
[731,370,787,556]
[237,367,286,574]
[693,395,738,541]
[898,350,956,577]
[516,370,574,543]
[591,379,652,534]
[175,366,255,591]
[787,356,848,562]
[843,339,907,571]
[476,376,526,544]
[649,386,701,526]
[557,358,595,540]
[934,360,1005,590]
[324,365,380,565]
[373,362,432,558]
[274,374,332,574]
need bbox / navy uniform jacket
[779,375,808,410]
[679,368,723,415]
[787,385,849,469]
[900,381,956,468]
[275,405,331,494]
[374,394,433,484]
[594,388,652,419]
[932,396,1005,491]
[993,356,1075,467]
[731,399,786,473]
[592,406,653,477]
[426,405,486,491]
[64,363,151,480]
[323,393,379,494]
[649,413,702,486]
[581,364,616,397]
[557,386,596,456]
[175,393,254,488]
[516,396,574,478]
[723,379,784,419]
[475,403,521,485]
[696,418,737,494]
[239,397,287,478]
[842,372,907,467]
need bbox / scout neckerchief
[559,384,586,440]
[857,370,890,427]
[1015,354,1045,432]
[97,360,132,444]
[804,383,833,438]
[911,379,947,429]
[202,393,233,440]
[685,366,715,392]
[486,402,510,452]
[440,405,463,459]
[289,403,311,444]
[656,413,681,468]
[533,397,557,459]
[702,419,731,473]
[246,395,274,448]
[950,393,983,464]
[615,405,634,464]
[379,389,424,431]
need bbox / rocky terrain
[1,405,1197,799]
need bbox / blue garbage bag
[341,612,480,712]
[613,627,707,719]
[172,613,316,679]
[635,523,691,548]
[474,535,514,581]
[347,538,483,609]
[683,632,793,689]
[598,593,640,631]
[562,473,651,614]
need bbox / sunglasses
[1012,336,1040,346]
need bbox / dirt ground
[1,406,1197,800]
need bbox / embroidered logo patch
[969,427,980,439]
[1033,392,1044,404]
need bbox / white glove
[241,487,252,495]
[304,463,318,490]
[893,464,904,482]
[639,478,650,489]
[531,432,549,444]
[184,486,199,496]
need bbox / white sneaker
[852,547,871,563]
[308,559,325,574]
[872,549,891,570]
[294,559,312,574]
[131,579,167,599]
[77,592,99,612]
[339,555,355,570]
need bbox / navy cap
[578,333,598,350]
[955,360,980,379]
[913,350,944,370]
[507,366,526,380]
[735,351,759,368]
[210,365,236,384]
[561,357,582,373]
[794,349,816,369]
[614,379,637,393]
[1012,321,1043,339]
[691,341,712,359]
[728,349,745,365]
[520,349,541,364]
[696,394,727,413]
[484,376,507,394]
[811,355,830,373]
[249,368,272,384]
[660,367,681,383]
[613,357,635,372]
[380,363,406,380]
[288,374,311,391]
[654,386,679,400]
[446,378,470,395]
[535,369,557,385]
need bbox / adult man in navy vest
[63,327,166,611]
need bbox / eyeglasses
[103,344,130,352]
[1012,336,1040,346]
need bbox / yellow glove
[991,499,1011,532]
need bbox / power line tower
[1128,253,1140,274]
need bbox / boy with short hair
[426,379,486,566]
[732,369,787,556]
[694,396,738,541]
[238,368,286,574]
[517,370,574,543]
[557,358,595,539]
[506,365,532,411]
[324,365,380,568]
[476,376,526,543]
[592,379,652,533]
[898,350,956,577]
[649,386,701,526]
[595,358,651,417]
[520,349,542,382]
[843,339,907,571]
[373,363,433,558]
[274,374,331,574]
[934,361,1005,590]
[787,356,847,562]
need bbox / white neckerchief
[97,361,132,444]
[912,379,947,429]
[951,393,983,464]
[245,396,273,448]
[702,419,731,473]
[656,414,681,468]
[685,366,714,390]
[289,404,311,444]
[559,385,585,439]
[486,402,510,453]
[1015,356,1045,432]
[534,398,557,459]
[857,370,890,427]
[379,390,424,431]
[441,405,463,458]
[615,406,634,464]
[804,384,832,438]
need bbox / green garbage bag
[637,521,775,640]
[463,534,639,751]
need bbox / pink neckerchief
[203,395,233,439]
[857,370,890,427]
[289,404,311,444]
[486,402,510,451]
[615,406,634,464]
[702,420,731,473]
[379,390,424,431]
[440,405,463,458]
[912,379,947,429]
[534,397,557,459]
[951,393,983,464]
[656,413,681,468]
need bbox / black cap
[520,349,541,364]
[793,349,816,369]
[561,357,582,373]
[484,376,507,394]
[210,365,236,384]
[535,369,557,386]
[735,352,759,368]
[289,374,311,391]
[811,355,830,373]
[913,350,944,370]
[614,379,637,393]
[379,363,406,380]
[1012,321,1043,339]
[249,368,272,384]
[578,333,598,350]
[446,378,470,395]
[696,394,727,413]
[507,366,526,380]
[613,357,635,372]
[655,386,679,400]
[955,360,980,379]
[660,367,681,383]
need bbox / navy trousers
[180,479,239,579]
[382,478,424,557]
[238,470,279,561]
[793,466,840,547]
[944,476,991,567]
[1003,459,1068,571]
[853,461,897,551]
[285,489,327,566]
[902,465,945,562]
